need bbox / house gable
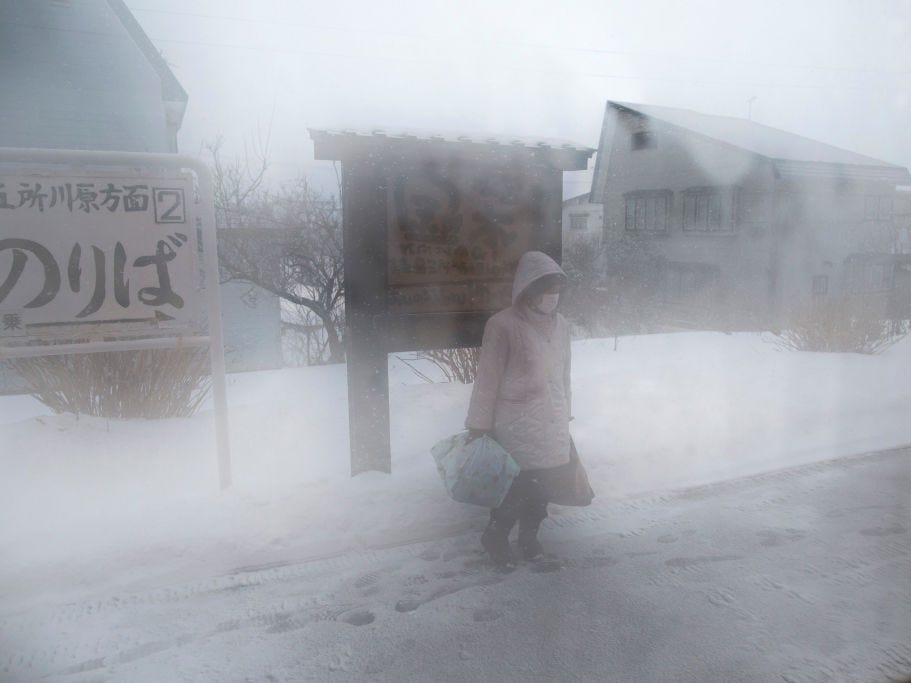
[0,0,187,153]
[599,103,778,244]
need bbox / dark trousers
[490,470,549,531]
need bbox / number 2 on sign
[153,188,186,224]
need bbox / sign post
[0,148,231,489]
[311,129,593,475]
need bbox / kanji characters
[99,183,123,212]
[0,182,156,214]
[2,313,22,331]
[0,184,16,209]
[49,184,74,211]
[73,183,100,213]
[17,183,49,211]
[123,185,150,212]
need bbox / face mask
[535,293,560,314]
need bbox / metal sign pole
[190,159,232,489]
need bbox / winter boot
[481,516,516,569]
[517,519,544,560]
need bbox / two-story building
[591,101,911,328]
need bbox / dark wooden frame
[312,130,592,474]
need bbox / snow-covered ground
[1,331,910,681]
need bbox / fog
[2,1,911,681]
[130,0,911,195]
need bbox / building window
[864,195,893,221]
[812,275,828,296]
[569,213,588,230]
[624,191,671,233]
[682,188,728,233]
[631,131,656,150]
[867,263,894,291]
[735,190,771,226]
[847,259,895,293]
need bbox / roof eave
[607,101,910,181]
[309,128,594,171]
[772,160,911,184]
[106,0,189,126]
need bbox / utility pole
[747,96,758,120]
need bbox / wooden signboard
[311,129,593,474]
[386,156,546,314]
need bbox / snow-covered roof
[309,126,593,153]
[611,101,906,171]
[108,0,188,106]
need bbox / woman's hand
[466,429,491,443]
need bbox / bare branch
[207,140,346,364]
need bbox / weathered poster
[0,172,200,337]
[387,157,546,313]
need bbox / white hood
[510,251,567,305]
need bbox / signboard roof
[310,127,594,169]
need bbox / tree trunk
[322,311,344,363]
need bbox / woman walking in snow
[466,250,587,568]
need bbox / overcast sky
[127,0,911,197]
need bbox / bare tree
[207,139,346,363]
[561,233,669,342]
[769,295,908,354]
[561,234,609,336]
[398,347,480,383]
[12,348,210,418]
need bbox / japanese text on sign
[0,173,199,335]
[387,157,544,313]
[0,181,187,222]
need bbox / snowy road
[3,446,910,682]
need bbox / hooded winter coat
[465,251,572,470]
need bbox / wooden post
[342,160,394,474]
[345,324,391,474]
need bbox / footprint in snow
[394,598,421,613]
[757,529,806,547]
[354,572,379,589]
[341,609,375,626]
[665,555,742,568]
[472,608,502,623]
[572,555,618,569]
[404,574,428,587]
[529,559,563,574]
[442,547,474,562]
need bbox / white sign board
[0,171,200,337]
[0,149,231,490]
